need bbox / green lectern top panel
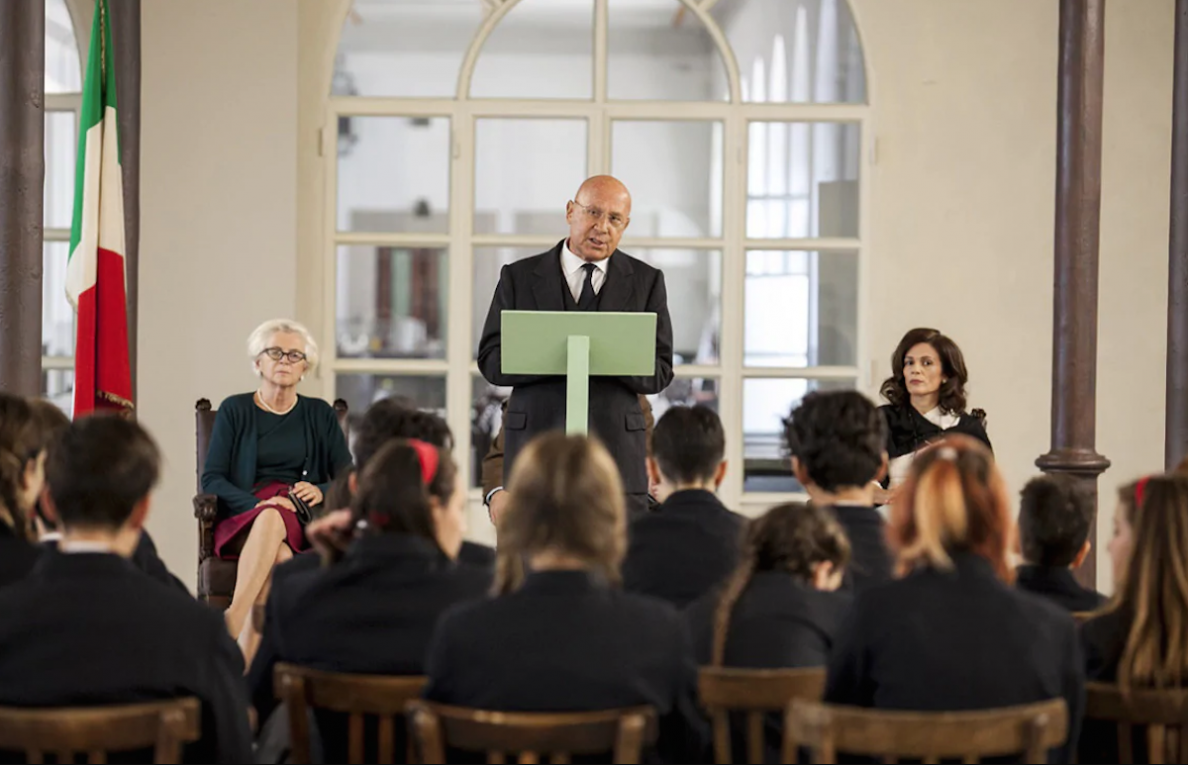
[501,310,656,376]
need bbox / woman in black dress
[877,327,990,504]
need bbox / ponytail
[711,554,757,666]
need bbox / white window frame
[321,0,871,516]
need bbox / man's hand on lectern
[488,489,510,525]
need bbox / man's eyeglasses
[260,347,307,363]
[572,200,629,231]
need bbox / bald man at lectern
[478,176,674,517]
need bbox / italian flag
[67,0,132,417]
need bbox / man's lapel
[531,240,568,312]
[597,250,635,312]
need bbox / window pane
[473,246,721,367]
[472,246,540,358]
[470,0,593,99]
[471,375,512,487]
[43,242,73,357]
[630,249,720,365]
[44,111,76,230]
[475,119,587,236]
[41,369,74,414]
[742,377,854,492]
[333,0,483,98]
[335,374,446,426]
[715,0,866,105]
[745,249,857,368]
[336,245,448,360]
[649,376,720,423]
[45,0,80,94]
[746,121,859,238]
[337,116,450,234]
[612,120,722,238]
[607,0,728,102]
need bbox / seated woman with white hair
[202,319,352,661]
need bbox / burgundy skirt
[213,481,308,560]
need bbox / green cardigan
[201,393,352,517]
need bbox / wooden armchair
[275,663,427,765]
[0,698,200,764]
[787,698,1068,764]
[194,397,349,609]
[1085,681,1188,763]
[406,701,657,764]
[697,667,825,765]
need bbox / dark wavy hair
[783,390,886,491]
[879,328,970,415]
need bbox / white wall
[138,0,299,590]
[854,0,1173,592]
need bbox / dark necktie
[577,262,598,311]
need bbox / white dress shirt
[560,239,609,302]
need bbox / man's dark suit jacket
[825,552,1084,764]
[0,553,251,764]
[823,503,894,593]
[477,241,674,495]
[423,570,709,764]
[1015,564,1107,614]
[621,489,746,608]
[42,530,187,594]
[249,534,492,761]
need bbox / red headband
[408,439,439,486]
[1135,475,1152,509]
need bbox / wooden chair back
[275,663,426,765]
[406,700,657,764]
[1085,681,1188,763]
[1072,610,1097,625]
[0,698,200,764]
[697,666,825,764]
[787,698,1068,764]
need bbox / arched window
[325,0,868,521]
[43,0,84,411]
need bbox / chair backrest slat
[0,699,200,764]
[407,701,657,764]
[276,663,426,765]
[698,666,825,765]
[788,698,1068,764]
[1085,681,1188,764]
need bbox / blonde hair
[493,433,626,595]
[1113,475,1188,691]
[246,318,319,374]
[888,434,1013,582]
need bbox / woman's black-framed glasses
[260,347,307,363]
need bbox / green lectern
[501,310,658,435]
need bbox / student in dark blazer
[686,502,851,764]
[0,394,60,589]
[477,175,674,517]
[1079,475,1188,764]
[825,436,1083,764]
[265,399,495,597]
[1015,474,1106,614]
[783,390,893,592]
[250,439,491,762]
[0,415,251,764]
[622,405,746,608]
[424,433,708,764]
